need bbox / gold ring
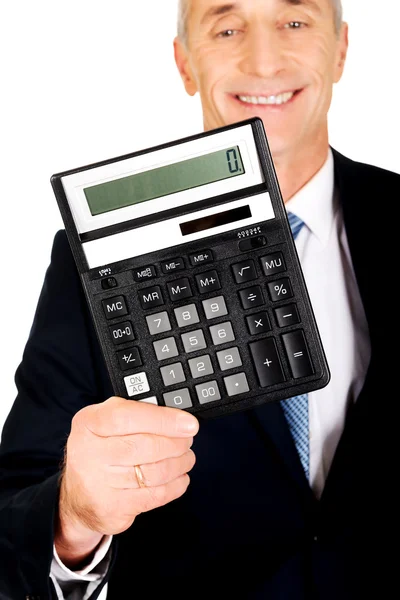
[134,464,146,488]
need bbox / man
[0,1,397,598]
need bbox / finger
[84,397,199,438]
[118,474,191,516]
[107,450,196,489]
[103,434,193,466]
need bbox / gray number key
[195,380,221,404]
[209,321,235,345]
[188,354,214,378]
[153,337,179,360]
[216,347,242,371]
[160,362,186,386]
[181,329,207,353]
[146,311,171,335]
[174,304,200,328]
[223,373,250,396]
[163,388,192,409]
[202,296,228,320]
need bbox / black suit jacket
[0,149,397,600]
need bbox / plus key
[249,338,286,387]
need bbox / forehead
[188,0,331,20]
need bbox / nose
[238,25,287,79]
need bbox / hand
[55,396,199,565]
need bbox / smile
[236,90,300,105]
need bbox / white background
[1,0,399,433]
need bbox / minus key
[274,303,300,328]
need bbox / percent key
[267,278,294,302]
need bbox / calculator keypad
[97,239,317,412]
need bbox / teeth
[238,91,295,105]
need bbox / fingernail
[178,413,199,433]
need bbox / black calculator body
[51,117,330,419]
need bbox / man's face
[174,0,348,160]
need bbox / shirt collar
[285,148,335,246]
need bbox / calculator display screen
[83,146,245,216]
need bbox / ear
[333,22,349,83]
[173,36,198,96]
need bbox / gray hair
[177,0,343,47]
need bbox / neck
[272,137,330,203]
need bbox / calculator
[51,117,330,419]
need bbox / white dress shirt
[50,148,371,599]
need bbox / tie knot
[287,211,305,240]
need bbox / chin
[263,137,291,161]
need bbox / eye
[284,21,306,29]
[216,29,239,38]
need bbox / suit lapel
[249,401,315,499]
[248,148,383,502]
[319,148,390,504]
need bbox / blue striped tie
[281,211,309,479]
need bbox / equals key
[281,330,314,379]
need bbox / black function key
[259,252,286,277]
[281,330,314,379]
[195,270,221,294]
[139,286,164,309]
[238,285,264,309]
[246,312,271,335]
[267,278,293,302]
[231,260,258,284]
[117,347,142,371]
[102,296,129,319]
[167,278,193,302]
[189,250,213,266]
[109,321,135,345]
[133,265,157,282]
[274,304,300,327]
[249,338,285,387]
[161,258,185,274]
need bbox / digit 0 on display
[226,148,240,173]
